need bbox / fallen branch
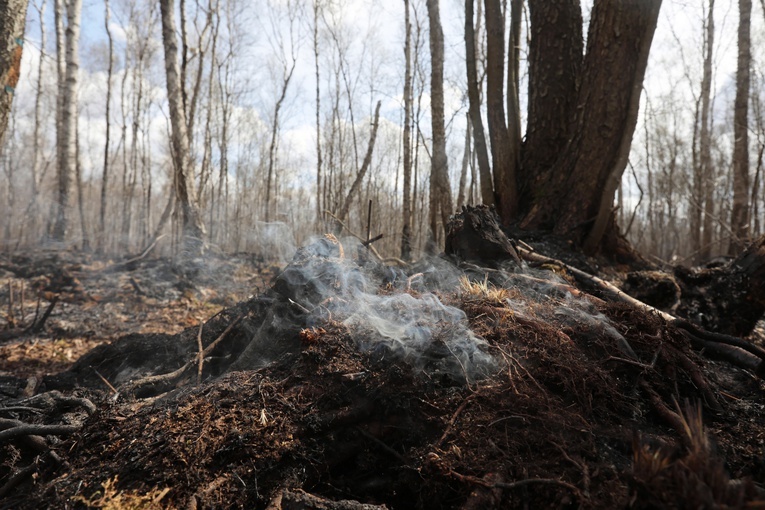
[446,467,581,498]
[0,422,80,442]
[124,310,250,395]
[517,247,765,378]
[436,393,478,449]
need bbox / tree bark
[464,0,494,207]
[729,0,752,255]
[0,0,29,148]
[426,0,453,250]
[401,0,414,260]
[521,0,662,254]
[265,59,296,223]
[695,0,716,262]
[52,0,82,242]
[484,0,516,222]
[336,101,382,227]
[99,0,114,253]
[159,0,206,257]
[520,0,582,215]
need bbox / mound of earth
[2,232,765,509]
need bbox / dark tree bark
[484,0,516,221]
[426,0,454,250]
[401,0,414,260]
[464,0,494,207]
[520,0,662,254]
[520,0,582,214]
[0,0,29,148]
[729,0,752,255]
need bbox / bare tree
[426,0,453,250]
[515,0,661,256]
[696,0,716,262]
[313,0,323,228]
[483,0,515,220]
[464,0,493,206]
[729,0,752,254]
[336,100,382,227]
[160,0,206,256]
[401,0,414,260]
[98,0,115,252]
[52,0,83,242]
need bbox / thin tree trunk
[729,0,752,254]
[100,0,114,253]
[75,127,89,250]
[336,100,382,227]
[426,0,453,249]
[464,0,494,206]
[457,115,471,209]
[401,0,413,260]
[265,59,296,223]
[159,0,206,256]
[52,0,82,242]
[484,0,515,221]
[314,0,323,228]
[696,0,716,262]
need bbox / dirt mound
[2,238,765,509]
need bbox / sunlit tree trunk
[52,0,82,242]
[99,0,114,253]
[160,0,206,256]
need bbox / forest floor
[1,241,765,509]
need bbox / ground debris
[2,241,765,509]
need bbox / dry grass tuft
[459,276,510,305]
[73,476,174,510]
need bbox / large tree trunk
[159,0,206,257]
[426,0,453,250]
[520,0,662,254]
[520,0,582,214]
[0,0,29,147]
[729,0,752,255]
[52,0,82,242]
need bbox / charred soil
[1,238,765,509]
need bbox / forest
[2,0,765,508]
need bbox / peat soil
[1,242,765,509]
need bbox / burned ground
[1,238,765,509]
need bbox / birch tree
[51,0,82,242]
[160,0,206,256]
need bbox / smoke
[269,236,497,382]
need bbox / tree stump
[445,205,521,268]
